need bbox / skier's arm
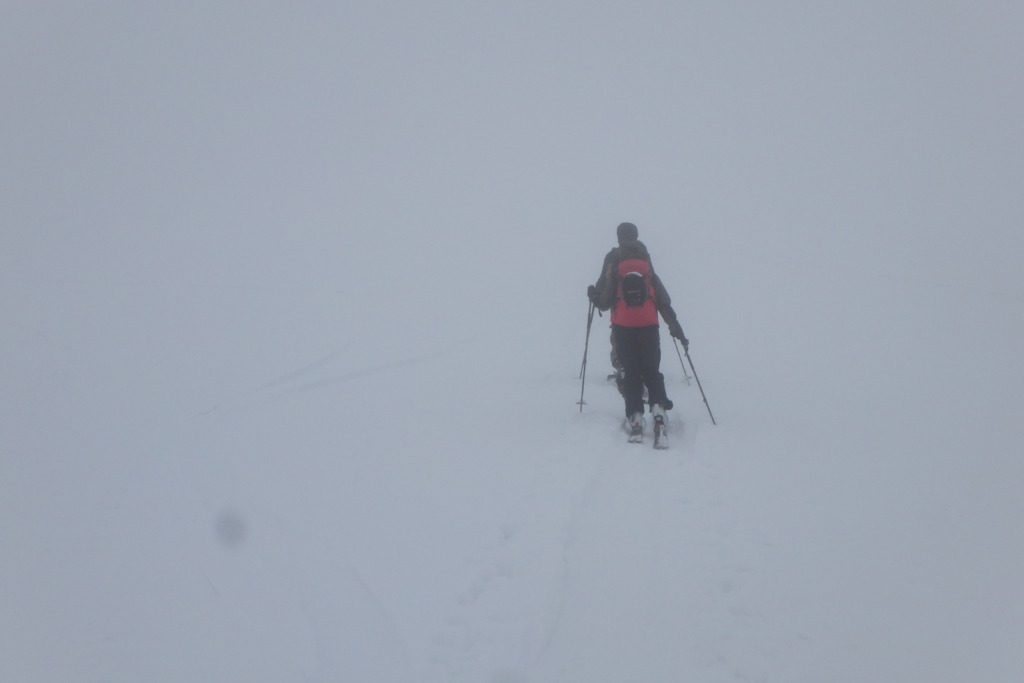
[589,250,618,311]
[589,269,608,308]
[593,261,618,311]
[652,272,689,347]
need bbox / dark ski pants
[612,324,669,417]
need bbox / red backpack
[612,258,658,327]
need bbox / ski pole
[670,335,693,384]
[671,335,693,384]
[578,301,595,411]
[673,338,717,425]
[579,301,595,378]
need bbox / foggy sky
[4,2,1021,297]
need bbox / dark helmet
[616,222,639,243]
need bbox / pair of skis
[626,415,669,450]
[609,372,668,449]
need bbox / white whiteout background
[3,3,1022,682]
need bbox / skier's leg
[639,326,670,409]
[613,326,645,418]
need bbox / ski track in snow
[414,375,783,683]
[532,420,774,682]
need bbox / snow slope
[3,3,1023,682]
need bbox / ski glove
[668,320,689,350]
[587,284,598,304]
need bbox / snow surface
[3,3,1023,682]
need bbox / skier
[587,222,689,446]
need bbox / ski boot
[627,412,645,444]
